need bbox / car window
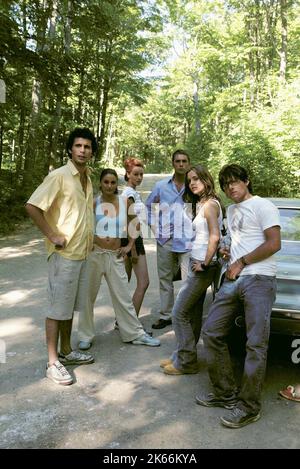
[278,208,300,256]
[279,208,300,240]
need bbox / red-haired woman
[121,157,149,317]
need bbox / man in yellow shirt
[26,128,97,385]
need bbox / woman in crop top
[121,157,149,317]
[77,169,160,349]
[161,165,224,375]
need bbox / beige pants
[47,253,89,320]
[78,247,145,343]
[157,240,190,320]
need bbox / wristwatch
[201,263,209,271]
[239,256,249,266]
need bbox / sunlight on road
[0,239,42,259]
[0,289,32,306]
[0,247,32,259]
[0,317,36,338]
[96,380,137,404]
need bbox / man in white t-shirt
[196,164,281,429]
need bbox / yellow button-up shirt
[27,160,94,260]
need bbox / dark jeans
[172,259,218,372]
[202,275,276,414]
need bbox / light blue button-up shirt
[145,176,193,252]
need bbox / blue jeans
[172,259,218,372]
[202,275,276,414]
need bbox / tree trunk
[47,0,72,170]
[279,0,287,82]
[0,125,3,170]
[192,80,201,137]
[23,0,50,182]
[48,0,58,39]
[24,78,43,174]
[104,110,116,165]
[263,0,279,70]
[64,0,72,53]
[97,79,110,161]
[76,67,85,123]
[16,106,26,176]
[47,99,62,170]
[245,10,256,105]
[96,81,103,142]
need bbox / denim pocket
[254,274,276,290]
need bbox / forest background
[0,0,299,233]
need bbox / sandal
[279,384,300,402]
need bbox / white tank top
[191,199,223,261]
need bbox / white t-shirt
[227,196,280,276]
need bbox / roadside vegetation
[0,0,299,233]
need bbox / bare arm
[25,203,66,248]
[226,225,281,280]
[117,197,137,259]
[127,197,139,244]
[204,201,221,265]
[191,200,220,272]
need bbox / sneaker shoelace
[62,351,80,360]
[55,362,69,376]
[74,351,90,360]
[229,407,245,418]
[69,351,91,361]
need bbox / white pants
[157,239,190,320]
[78,247,145,343]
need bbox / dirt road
[0,174,299,449]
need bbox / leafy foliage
[0,0,299,234]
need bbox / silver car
[270,198,300,335]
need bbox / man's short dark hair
[219,163,253,193]
[66,127,98,157]
[172,149,190,163]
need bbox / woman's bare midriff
[94,235,121,251]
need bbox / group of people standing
[26,126,293,430]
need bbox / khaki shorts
[47,253,89,320]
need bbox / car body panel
[270,199,300,335]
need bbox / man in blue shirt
[146,150,193,329]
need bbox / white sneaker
[132,333,160,347]
[46,360,73,385]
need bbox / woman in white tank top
[121,157,149,318]
[161,165,224,375]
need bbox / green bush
[216,127,299,197]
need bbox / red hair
[124,157,144,181]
